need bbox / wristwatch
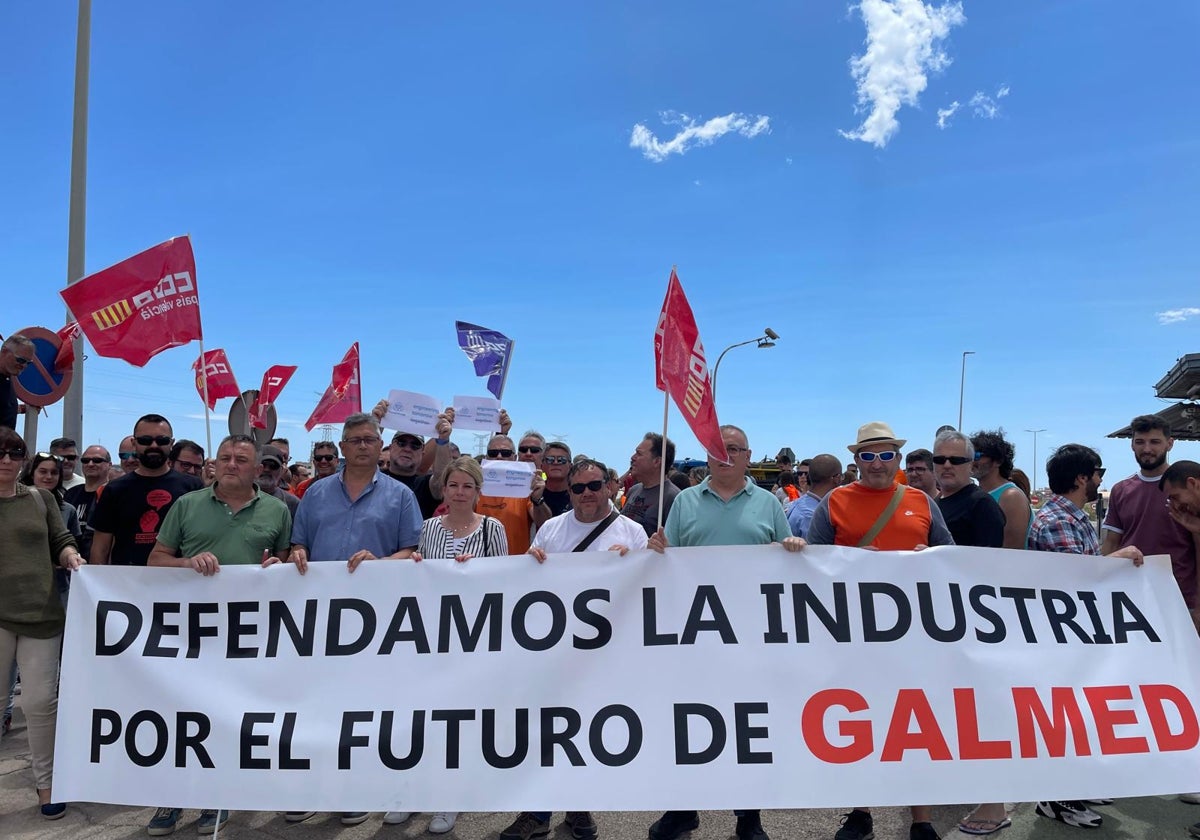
[532,496,545,506]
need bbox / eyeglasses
[859,451,899,462]
[1094,467,1106,479]
[0,448,27,460]
[312,453,338,463]
[569,479,605,494]
[118,452,139,461]
[342,436,380,447]
[175,461,204,473]
[724,445,749,456]
[135,435,173,446]
[518,445,543,454]
[12,355,33,367]
[392,439,422,451]
[487,449,515,459]
[932,455,971,466]
[79,456,109,465]
[543,455,570,465]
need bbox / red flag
[54,321,82,372]
[249,364,297,429]
[653,269,728,463]
[59,236,201,367]
[192,349,241,410]
[305,343,361,431]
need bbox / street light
[711,327,779,404]
[958,351,975,431]
[1025,429,1046,494]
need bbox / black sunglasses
[487,449,515,458]
[0,447,28,460]
[312,453,338,463]
[392,439,422,451]
[80,456,109,465]
[932,455,972,466]
[135,435,173,446]
[518,445,543,454]
[569,479,605,494]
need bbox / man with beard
[90,414,203,567]
[1102,415,1198,620]
[1028,443,1143,828]
[64,444,111,560]
[971,429,1032,549]
[258,445,298,517]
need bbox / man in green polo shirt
[150,434,291,575]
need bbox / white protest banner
[480,457,535,498]
[55,546,1200,813]
[382,388,441,435]
[452,394,501,431]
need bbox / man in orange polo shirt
[805,421,953,840]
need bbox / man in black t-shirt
[91,414,202,566]
[933,429,1004,549]
[381,416,454,519]
[64,444,113,560]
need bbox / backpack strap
[857,484,907,548]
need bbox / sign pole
[198,340,212,456]
[62,0,91,447]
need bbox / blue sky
[3,0,1198,488]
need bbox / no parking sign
[12,326,73,407]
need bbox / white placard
[452,394,501,431]
[54,546,1200,812]
[381,389,441,435]
[480,457,535,497]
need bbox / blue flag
[455,321,513,399]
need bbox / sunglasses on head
[0,447,27,460]
[80,456,109,465]
[487,448,515,458]
[543,455,570,465]
[518,445,543,454]
[569,479,605,494]
[35,451,61,461]
[857,451,898,462]
[135,435,172,446]
[313,453,338,463]
[932,455,971,466]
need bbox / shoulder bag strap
[481,516,490,556]
[857,484,907,548]
[573,509,621,553]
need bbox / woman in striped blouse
[390,456,507,833]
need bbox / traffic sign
[12,326,73,407]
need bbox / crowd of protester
[1,338,1199,839]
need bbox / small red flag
[305,343,361,431]
[653,269,728,463]
[249,364,297,429]
[60,236,201,367]
[54,321,82,372]
[192,349,241,410]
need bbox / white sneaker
[429,812,458,834]
[1182,793,1200,805]
[384,811,413,825]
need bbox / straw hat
[848,421,907,454]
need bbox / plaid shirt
[1030,493,1099,555]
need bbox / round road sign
[13,326,74,407]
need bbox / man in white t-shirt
[499,459,646,840]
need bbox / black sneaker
[564,812,598,840]
[909,822,939,840]
[1035,801,1102,829]
[736,811,769,840]
[648,811,700,840]
[835,809,874,840]
[147,807,182,836]
[500,813,552,840]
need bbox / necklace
[441,514,477,536]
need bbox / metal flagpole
[198,340,212,456]
[497,338,515,400]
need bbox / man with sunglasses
[294,441,339,498]
[0,334,35,431]
[806,421,951,840]
[49,437,84,490]
[383,419,454,519]
[539,441,575,516]
[932,430,1005,549]
[477,433,546,554]
[500,458,646,840]
[258,444,298,516]
[90,414,202,567]
[117,435,140,474]
[63,445,112,560]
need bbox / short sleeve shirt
[157,486,291,564]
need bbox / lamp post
[711,328,778,404]
[958,351,975,430]
[1025,428,1046,494]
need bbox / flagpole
[497,339,515,400]
[198,341,212,456]
[655,390,670,534]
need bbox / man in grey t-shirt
[620,432,678,537]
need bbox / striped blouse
[418,515,510,559]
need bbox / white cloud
[1157,307,1200,325]
[840,0,966,148]
[936,101,960,129]
[630,111,771,162]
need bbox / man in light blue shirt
[786,453,842,539]
[288,413,422,572]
